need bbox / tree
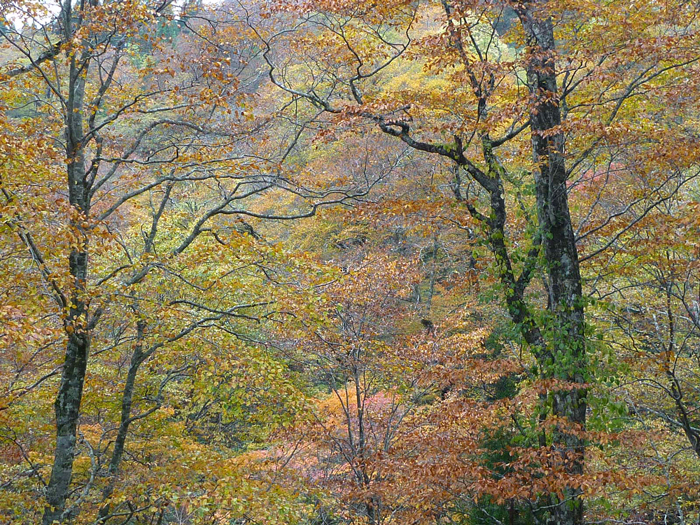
[249,0,700,521]
[3,0,700,523]
[249,1,581,521]
[0,1,372,522]
[592,182,700,522]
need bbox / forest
[1,0,700,524]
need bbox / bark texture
[516,3,587,524]
[42,3,92,523]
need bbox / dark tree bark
[42,3,93,523]
[95,323,146,524]
[516,3,587,524]
[377,2,587,520]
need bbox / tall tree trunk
[43,328,90,525]
[516,4,587,524]
[43,9,91,520]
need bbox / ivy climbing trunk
[516,3,587,524]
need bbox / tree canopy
[1,0,700,524]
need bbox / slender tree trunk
[516,4,587,524]
[43,10,92,520]
[97,323,146,523]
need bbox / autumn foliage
[1,0,700,524]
